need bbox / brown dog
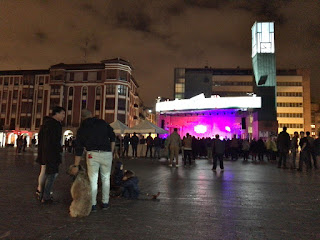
[67,165,92,217]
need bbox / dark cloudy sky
[1,0,319,106]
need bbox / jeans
[87,151,112,205]
[43,173,58,201]
[154,146,161,159]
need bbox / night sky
[1,0,319,106]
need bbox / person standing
[297,131,311,171]
[145,133,154,158]
[212,134,225,171]
[306,131,317,169]
[36,106,65,203]
[290,131,299,169]
[153,134,162,159]
[183,133,193,166]
[130,132,139,159]
[314,131,320,168]
[277,126,291,169]
[71,109,115,212]
[122,133,130,158]
[167,128,181,167]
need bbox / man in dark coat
[130,132,139,159]
[36,106,65,203]
[277,126,291,169]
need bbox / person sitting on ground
[111,161,124,188]
[121,170,140,199]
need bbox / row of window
[277,102,303,108]
[213,81,252,86]
[277,113,303,118]
[62,70,129,82]
[278,123,304,129]
[277,92,302,97]
[277,82,302,86]
[0,76,48,85]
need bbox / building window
[11,105,16,114]
[21,102,32,113]
[277,102,303,108]
[118,85,127,96]
[119,70,127,81]
[0,77,2,85]
[39,76,44,85]
[2,91,7,99]
[106,84,115,94]
[37,104,42,113]
[106,69,117,79]
[277,82,302,86]
[277,92,303,97]
[96,86,101,96]
[68,100,73,111]
[82,86,87,96]
[1,104,6,113]
[81,100,87,109]
[95,100,100,110]
[20,116,31,128]
[69,87,73,96]
[277,113,303,118]
[4,77,9,86]
[36,119,41,128]
[38,90,43,99]
[50,85,60,95]
[105,98,115,110]
[118,98,126,111]
[13,90,18,99]
[14,77,19,86]
[117,113,125,123]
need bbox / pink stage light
[194,125,207,134]
[225,126,231,132]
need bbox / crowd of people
[34,106,320,215]
[107,127,320,173]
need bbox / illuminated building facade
[0,58,141,146]
[173,67,311,136]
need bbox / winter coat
[122,176,140,199]
[36,116,62,174]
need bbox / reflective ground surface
[1,148,320,240]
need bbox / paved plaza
[0,147,320,240]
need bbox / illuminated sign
[156,94,261,112]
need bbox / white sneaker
[176,164,179,168]
[168,164,172,167]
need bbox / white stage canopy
[156,94,261,112]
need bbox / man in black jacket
[36,106,65,203]
[277,126,291,169]
[72,109,115,212]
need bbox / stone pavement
[0,147,320,240]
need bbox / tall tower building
[251,22,278,135]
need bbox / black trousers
[213,153,224,169]
[132,145,138,157]
[278,151,288,167]
[184,150,192,165]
